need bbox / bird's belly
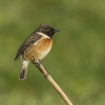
[23,38,52,61]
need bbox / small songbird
[14,24,60,80]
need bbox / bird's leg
[32,59,48,77]
[32,59,43,73]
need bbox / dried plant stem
[32,59,73,105]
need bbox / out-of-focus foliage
[0,0,105,105]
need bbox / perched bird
[14,24,60,80]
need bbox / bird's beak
[54,30,61,32]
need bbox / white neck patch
[37,32,50,38]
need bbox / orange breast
[23,38,52,61]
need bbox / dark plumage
[14,24,60,80]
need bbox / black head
[36,24,60,38]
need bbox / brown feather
[14,32,42,60]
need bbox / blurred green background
[0,0,105,105]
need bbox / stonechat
[14,24,60,80]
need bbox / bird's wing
[14,32,42,60]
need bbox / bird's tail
[19,60,29,80]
